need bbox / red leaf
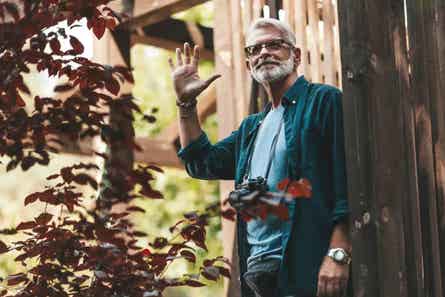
[216,266,231,278]
[180,250,196,263]
[287,178,312,198]
[105,78,120,95]
[0,240,8,254]
[6,273,28,286]
[16,221,37,231]
[24,193,39,206]
[50,38,61,53]
[35,213,52,225]
[105,18,116,30]
[221,208,236,221]
[277,177,290,191]
[92,18,106,39]
[69,36,84,54]
[126,206,145,213]
[184,279,205,287]
[141,248,151,256]
[54,84,75,92]
[202,266,220,281]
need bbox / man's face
[245,27,300,84]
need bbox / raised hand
[168,42,221,102]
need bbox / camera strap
[245,115,284,182]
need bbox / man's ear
[293,47,302,65]
[246,59,251,71]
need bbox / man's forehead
[246,27,283,46]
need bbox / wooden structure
[338,0,445,296]
[86,0,445,296]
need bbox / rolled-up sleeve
[177,130,238,180]
[324,90,350,225]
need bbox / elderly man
[168,18,352,297]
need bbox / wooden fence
[338,0,445,296]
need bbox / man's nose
[258,44,271,56]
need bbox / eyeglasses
[244,39,293,57]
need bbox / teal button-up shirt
[177,76,351,297]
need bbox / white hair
[245,18,296,46]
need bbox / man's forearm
[329,221,352,253]
[178,105,203,148]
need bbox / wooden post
[337,0,412,296]
[213,1,241,297]
[405,0,445,295]
[321,0,335,85]
[294,0,309,79]
[307,0,321,82]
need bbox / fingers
[317,277,326,297]
[176,48,183,66]
[192,45,200,67]
[184,42,191,64]
[204,74,222,87]
[168,57,175,71]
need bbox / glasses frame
[244,39,294,58]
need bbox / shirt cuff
[177,132,211,162]
[331,199,350,225]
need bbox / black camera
[228,176,269,210]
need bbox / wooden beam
[131,0,210,29]
[134,138,183,168]
[131,35,214,60]
[131,18,214,60]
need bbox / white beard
[251,54,295,84]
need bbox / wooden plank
[337,0,412,296]
[294,0,309,79]
[231,0,249,121]
[307,0,321,82]
[131,34,214,60]
[213,1,240,297]
[321,0,336,85]
[332,0,342,88]
[131,0,210,29]
[432,0,445,290]
[282,0,295,30]
[134,138,183,168]
[405,0,445,295]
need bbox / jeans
[243,258,281,297]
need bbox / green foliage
[130,3,223,296]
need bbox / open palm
[169,43,220,102]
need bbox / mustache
[254,59,280,70]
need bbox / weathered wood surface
[213,1,241,296]
[131,0,209,29]
[405,0,445,295]
[338,0,412,296]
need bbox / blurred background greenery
[0,2,224,297]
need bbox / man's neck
[262,72,300,109]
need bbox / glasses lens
[245,40,287,57]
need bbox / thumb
[204,74,221,87]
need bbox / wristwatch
[327,248,351,265]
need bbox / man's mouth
[256,61,279,69]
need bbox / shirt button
[292,100,296,104]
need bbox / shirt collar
[260,75,309,115]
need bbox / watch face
[334,250,345,261]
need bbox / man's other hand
[316,256,350,297]
[168,42,221,102]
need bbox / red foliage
[0,1,231,296]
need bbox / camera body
[228,176,268,210]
